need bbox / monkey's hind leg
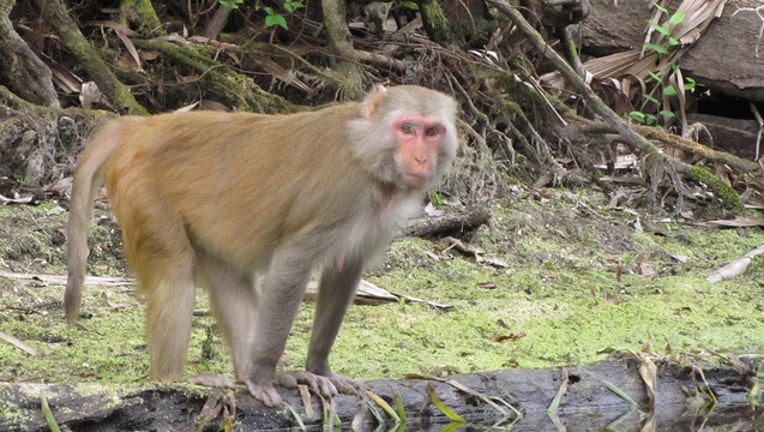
[119,208,197,382]
[141,253,196,382]
[195,249,258,382]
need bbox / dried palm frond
[541,0,728,124]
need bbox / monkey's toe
[246,381,283,407]
[275,370,338,398]
[327,373,365,395]
[188,373,237,389]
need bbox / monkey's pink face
[393,115,449,189]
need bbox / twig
[706,243,764,282]
[751,102,763,161]
[0,330,39,356]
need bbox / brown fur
[65,85,458,406]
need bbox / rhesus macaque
[65,85,458,406]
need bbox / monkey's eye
[425,127,439,137]
[401,124,415,135]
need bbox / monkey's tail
[64,121,124,323]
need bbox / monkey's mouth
[403,172,428,188]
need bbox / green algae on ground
[0,188,762,388]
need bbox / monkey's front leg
[243,246,336,406]
[305,257,366,394]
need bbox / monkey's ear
[362,85,388,119]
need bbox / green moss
[688,165,742,213]
[119,0,164,37]
[0,188,762,387]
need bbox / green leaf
[655,4,669,14]
[265,14,288,29]
[645,114,657,126]
[660,110,676,118]
[684,77,704,90]
[643,94,660,105]
[669,37,680,46]
[365,389,401,422]
[427,383,465,423]
[647,71,662,82]
[648,20,671,36]
[284,1,304,12]
[644,42,669,55]
[662,85,678,96]
[629,111,647,123]
[669,10,686,25]
[219,0,243,8]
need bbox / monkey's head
[350,85,459,191]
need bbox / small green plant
[263,1,305,29]
[629,6,695,127]
[643,5,685,54]
[219,0,245,9]
[430,190,445,206]
[220,0,305,30]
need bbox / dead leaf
[200,100,232,112]
[603,291,623,305]
[429,365,462,376]
[491,332,527,342]
[101,292,126,310]
[637,261,657,278]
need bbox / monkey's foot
[322,371,365,396]
[246,371,365,407]
[244,371,336,407]
[246,381,284,407]
[276,370,339,398]
[188,373,237,389]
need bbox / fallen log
[0,355,758,431]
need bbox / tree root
[31,0,147,114]
[132,38,291,112]
[488,0,759,214]
[0,0,59,107]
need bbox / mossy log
[0,356,758,431]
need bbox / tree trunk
[0,356,757,431]
[0,0,59,107]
